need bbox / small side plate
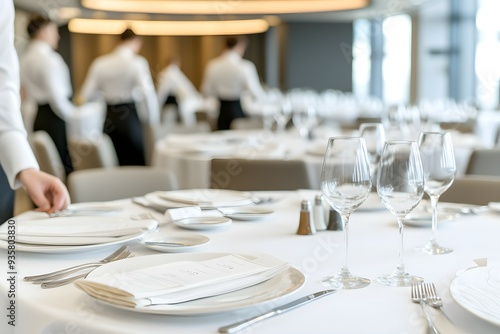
[173,217,232,230]
[142,233,210,252]
[219,206,274,221]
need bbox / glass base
[321,274,370,290]
[415,241,453,255]
[377,272,423,287]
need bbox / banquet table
[152,129,484,189]
[1,191,500,334]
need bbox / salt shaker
[326,208,343,231]
[313,195,327,231]
[297,200,316,235]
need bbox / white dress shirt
[80,46,159,124]
[0,0,39,189]
[19,40,76,120]
[201,50,265,101]
[156,63,199,104]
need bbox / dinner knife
[218,289,336,333]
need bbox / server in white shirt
[157,56,199,124]
[79,29,159,166]
[1,1,69,223]
[201,36,265,130]
[20,14,76,175]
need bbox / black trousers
[105,102,145,166]
[34,104,73,175]
[217,99,245,130]
[0,166,14,224]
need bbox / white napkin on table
[75,253,289,307]
[163,206,223,223]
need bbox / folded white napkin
[75,254,289,307]
[163,206,222,223]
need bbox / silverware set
[24,245,132,288]
[411,283,465,334]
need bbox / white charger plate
[82,252,305,315]
[158,189,254,209]
[450,266,500,326]
[142,232,210,252]
[219,206,274,221]
[404,212,458,227]
[173,217,232,230]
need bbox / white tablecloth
[152,129,481,189]
[1,191,500,333]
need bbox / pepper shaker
[297,200,316,235]
[326,208,343,231]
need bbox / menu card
[75,254,289,307]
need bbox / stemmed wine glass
[377,141,425,287]
[320,137,372,289]
[415,132,456,255]
[292,106,317,140]
[359,123,386,185]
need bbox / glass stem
[339,213,351,277]
[395,216,405,276]
[430,195,440,245]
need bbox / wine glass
[320,137,372,289]
[273,98,292,133]
[415,132,456,255]
[359,123,386,185]
[292,105,317,140]
[377,141,425,287]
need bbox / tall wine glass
[377,141,425,287]
[292,106,317,140]
[415,132,456,255]
[320,137,372,289]
[359,123,386,185]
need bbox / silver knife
[218,289,336,333]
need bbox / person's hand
[17,169,70,213]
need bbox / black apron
[217,99,245,130]
[33,103,73,175]
[104,102,145,166]
[0,166,14,224]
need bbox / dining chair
[439,175,500,205]
[67,166,178,203]
[465,149,500,177]
[29,130,66,183]
[230,117,264,130]
[210,158,314,191]
[68,134,118,171]
[439,120,475,133]
[142,122,211,165]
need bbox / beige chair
[29,131,66,183]
[143,122,211,165]
[439,175,500,205]
[67,166,178,203]
[13,189,34,215]
[210,158,314,191]
[440,120,475,133]
[68,134,118,171]
[230,117,263,130]
[465,149,500,177]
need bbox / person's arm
[200,63,215,98]
[40,54,76,120]
[135,58,159,124]
[243,61,266,100]
[0,0,69,213]
[156,69,172,106]
[78,61,100,104]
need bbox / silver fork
[24,245,129,282]
[421,283,467,334]
[411,283,439,334]
[40,250,133,289]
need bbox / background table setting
[1,189,500,334]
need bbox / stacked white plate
[156,189,255,209]
[0,216,157,253]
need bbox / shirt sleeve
[0,0,39,189]
[135,58,159,124]
[41,55,76,120]
[243,61,266,101]
[156,69,172,106]
[79,61,100,103]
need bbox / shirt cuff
[0,132,39,189]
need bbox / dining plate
[358,193,386,212]
[450,266,500,326]
[142,232,210,252]
[404,212,458,227]
[488,202,500,212]
[173,217,232,230]
[0,230,146,254]
[158,189,254,208]
[83,252,305,315]
[218,206,274,221]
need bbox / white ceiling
[13,0,430,23]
